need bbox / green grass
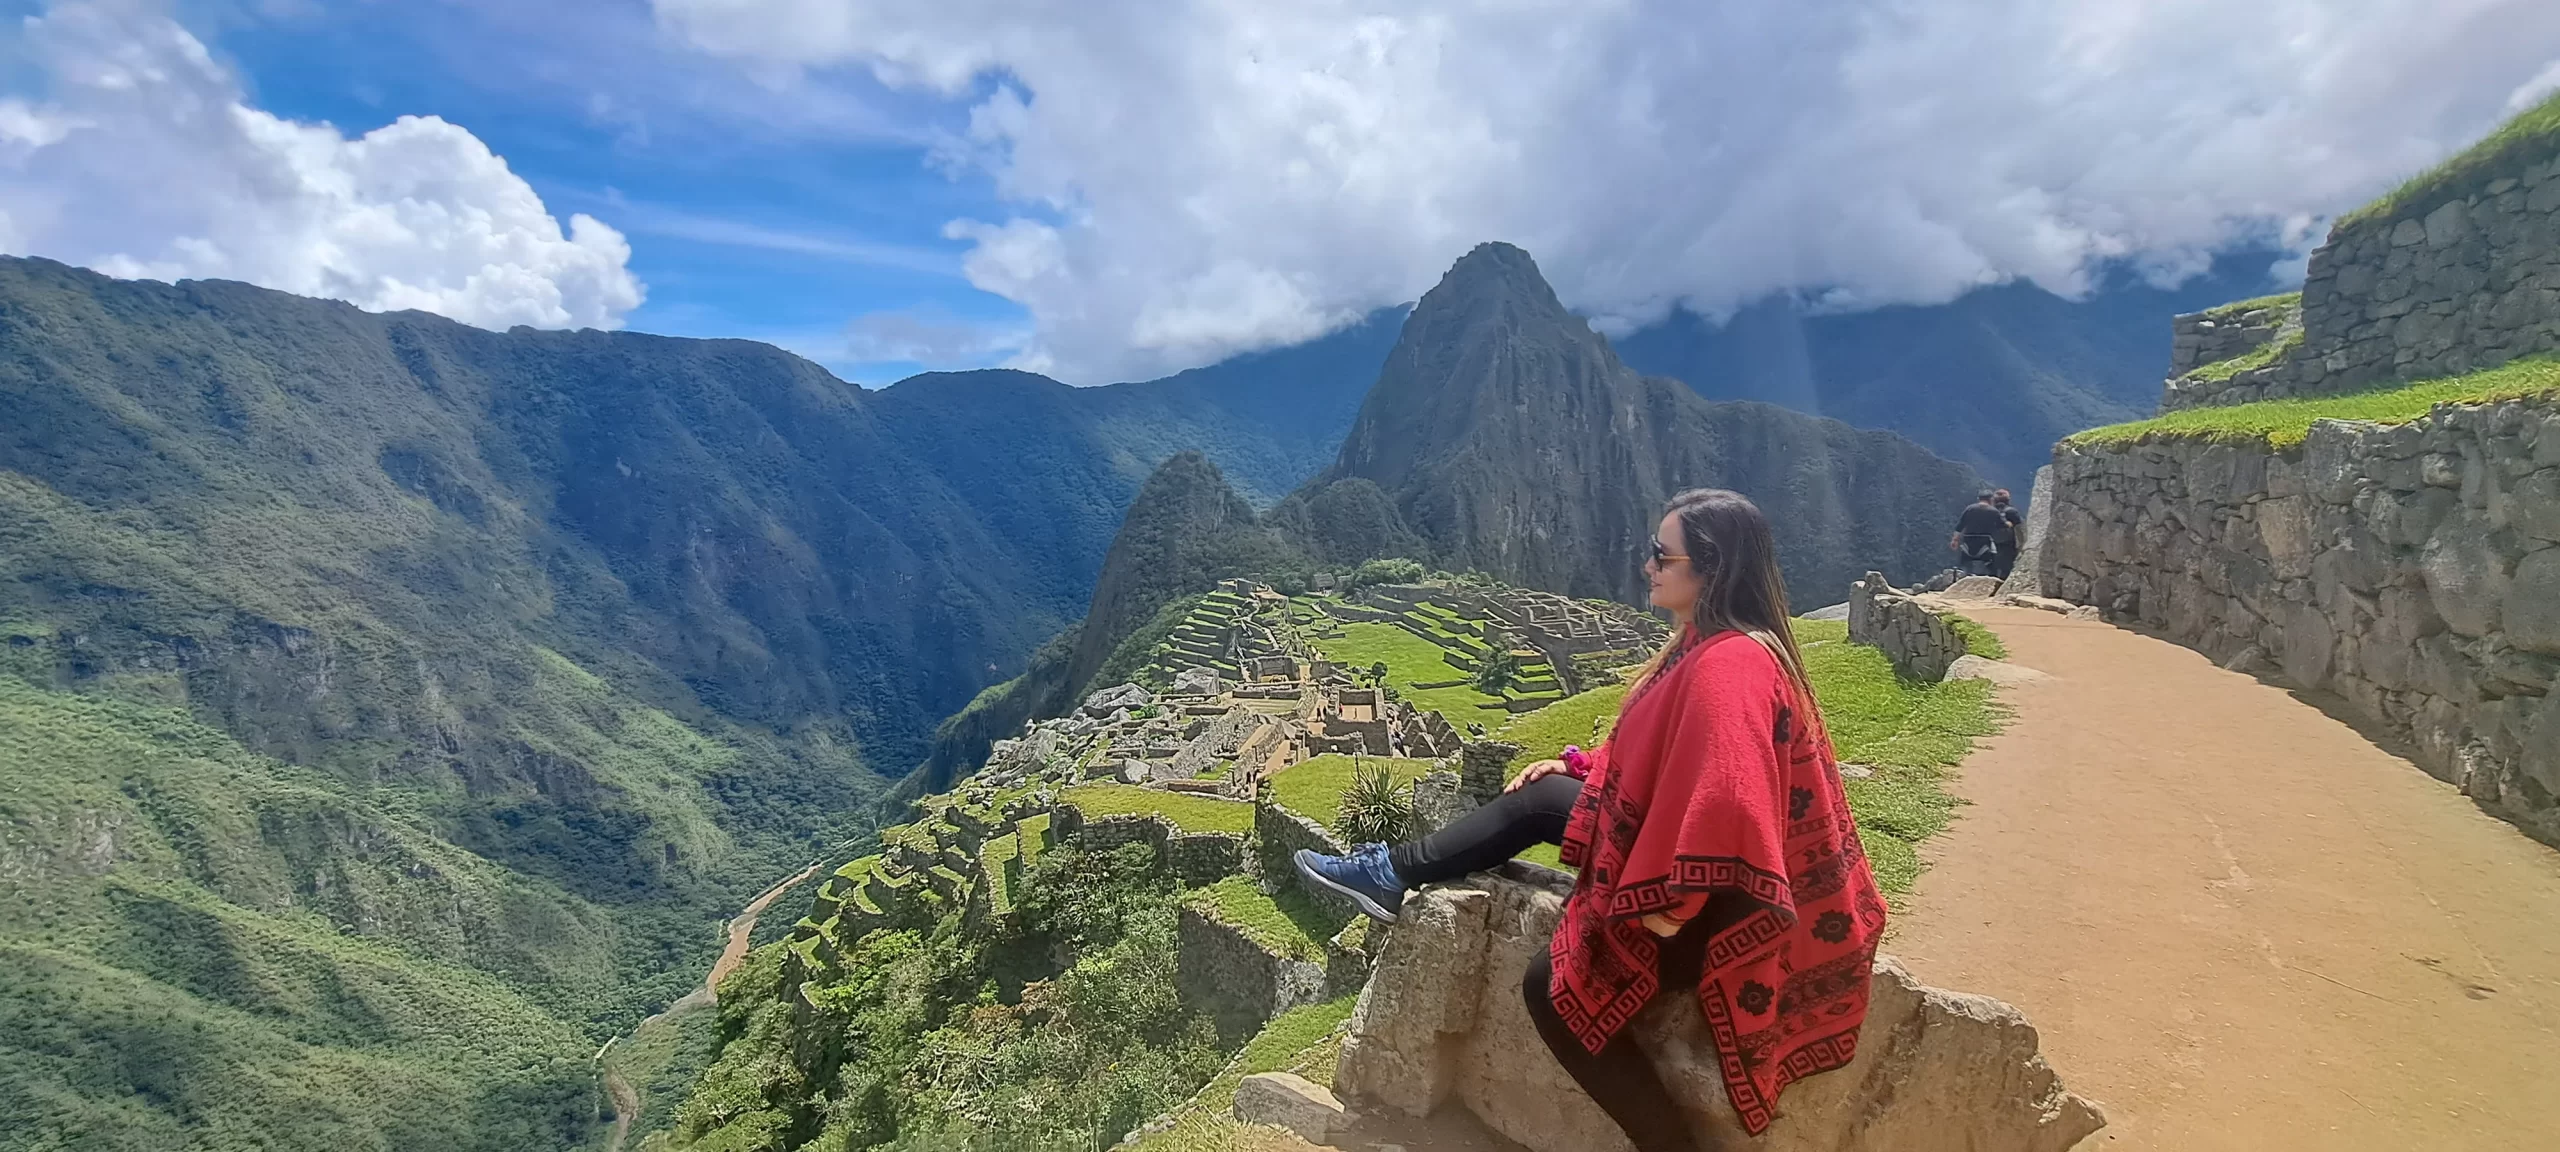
[1016,813,1052,866]
[1945,615,2008,661]
[2072,357,2560,451]
[1269,754,1443,829]
[1059,782,1253,837]
[1804,636,2004,895]
[1183,876,1345,962]
[2198,290,2303,319]
[1305,620,1506,714]
[1495,683,1631,765]
[1125,994,1362,1152]
[980,834,1021,915]
[2342,88,2560,226]
[2183,326,2303,383]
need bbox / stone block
[1337,869,2106,1152]
[2420,515,2511,636]
[1234,1072,1344,1143]
[2281,604,2337,691]
[2256,496,2316,580]
[2509,548,2560,655]
[2514,470,2560,543]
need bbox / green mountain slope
[0,674,601,1151]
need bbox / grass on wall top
[2069,357,2560,452]
[2342,88,2560,227]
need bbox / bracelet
[1561,745,1592,779]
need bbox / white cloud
[655,0,2560,383]
[843,303,1028,367]
[0,0,643,330]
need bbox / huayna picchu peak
[1295,242,1989,603]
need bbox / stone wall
[2041,398,2560,843]
[1176,904,1329,1040]
[1052,804,1247,884]
[2162,143,2560,410]
[1847,572,1966,681]
[1253,797,1354,919]
[2003,466,2057,599]
[1334,866,2104,1152]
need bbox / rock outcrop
[2042,398,2560,845]
[1336,866,2105,1152]
[1290,242,1987,604]
[2003,465,2057,598]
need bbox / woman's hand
[1506,759,1570,792]
[1639,912,1684,938]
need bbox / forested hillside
[0,257,1373,1150]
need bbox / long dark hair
[1625,488,1816,708]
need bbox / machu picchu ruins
[782,575,1668,1041]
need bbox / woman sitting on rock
[1294,488,1886,1151]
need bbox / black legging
[1387,774,1718,1152]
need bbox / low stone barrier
[1847,571,1966,681]
[1336,866,2105,1152]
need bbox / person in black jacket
[1950,491,2006,577]
[1990,489,2026,580]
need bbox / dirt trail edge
[602,862,824,1152]
[1895,605,2560,1151]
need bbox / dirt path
[1893,605,2560,1151]
[602,862,823,1152]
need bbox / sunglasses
[1646,538,1692,568]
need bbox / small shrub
[1334,758,1415,845]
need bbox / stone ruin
[1333,866,2106,1152]
[1847,571,1968,682]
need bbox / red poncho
[1552,628,1886,1134]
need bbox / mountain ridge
[1292,242,1988,604]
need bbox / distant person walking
[1951,490,2006,578]
[1293,489,1886,1152]
[1990,488,2026,581]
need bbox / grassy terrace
[1269,753,1442,828]
[1183,875,1335,962]
[1496,681,1630,765]
[1308,620,1506,714]
[1016,813,1051,865]
[2342,88,2560,227]
[2072,357,2560,451]
[1057,782,1253,836]
[2185,327,2303,383]
[979,833,1020,914]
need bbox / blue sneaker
[1294,844,1405,924]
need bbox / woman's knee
[1520,771,1582,813]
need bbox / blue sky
[207,0,1024,383]
[3,1,2556,387]
[1,0,1032,383]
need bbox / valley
[6,78,2558,1152]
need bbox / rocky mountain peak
[1299,242,1989,604]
